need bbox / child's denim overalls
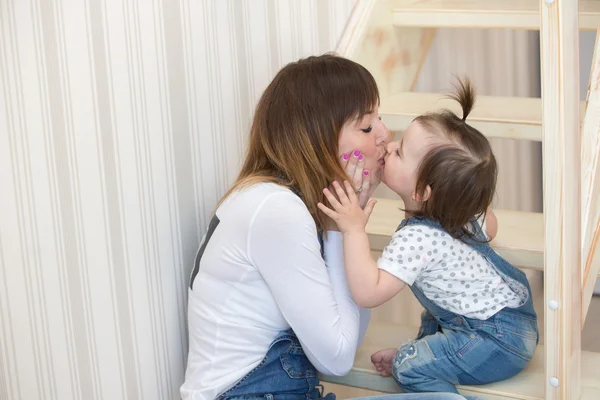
[391,217,539,394]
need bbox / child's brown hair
[411,78,497,240]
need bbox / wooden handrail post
[540,0,582,399]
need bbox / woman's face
[338,105,391,184]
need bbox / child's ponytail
[446,77,475,122]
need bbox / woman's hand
[321,149,378,231]
[340,150,378,209]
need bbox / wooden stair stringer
[336,0,435,98]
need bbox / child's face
[382,121,439,201]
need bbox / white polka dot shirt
[377,224,525,320]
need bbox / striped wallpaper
[0,1,355,399]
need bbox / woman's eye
[361,125,373,133]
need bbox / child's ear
[412,185,432,203]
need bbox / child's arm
[318,181,406,308]
[340,230,406,308]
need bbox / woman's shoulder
[220,182,311,217]
[223,183,318,242]
[224,182,296,203]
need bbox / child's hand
[370,348,396,377]
[485,208,498,240]
[317,180,377,234]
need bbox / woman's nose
[378,120,391,144]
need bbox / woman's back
[183,182,365,399]
[183,183,299,398]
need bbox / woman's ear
[411,185,432,203]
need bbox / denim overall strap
[217,329,334,400]
[398,216,537,324]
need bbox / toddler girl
[318,79,539,395]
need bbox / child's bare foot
[370,348,397,377]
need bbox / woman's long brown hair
[218,54,379,232]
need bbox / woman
[181,54,466,400]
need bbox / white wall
[0,1,355,399]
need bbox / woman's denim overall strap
[397,216,538,325]
[217,329,334,400]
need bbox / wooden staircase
[320,1,600,399]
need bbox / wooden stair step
[380,92,586,141]
[320,321,600,399]
[392,0,600,30]
[380,92,542,141]
[366,198,600,277]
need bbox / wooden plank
[367,197,600,275]
[540,0,582,398]
[381,92,544,140]
[581,28,600,324]
[319,321,600,399]
[367,197,548,270]
[321,370,401,394]
[380,92,587,140]
[336,0,435,98]
[392,0,600,31]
